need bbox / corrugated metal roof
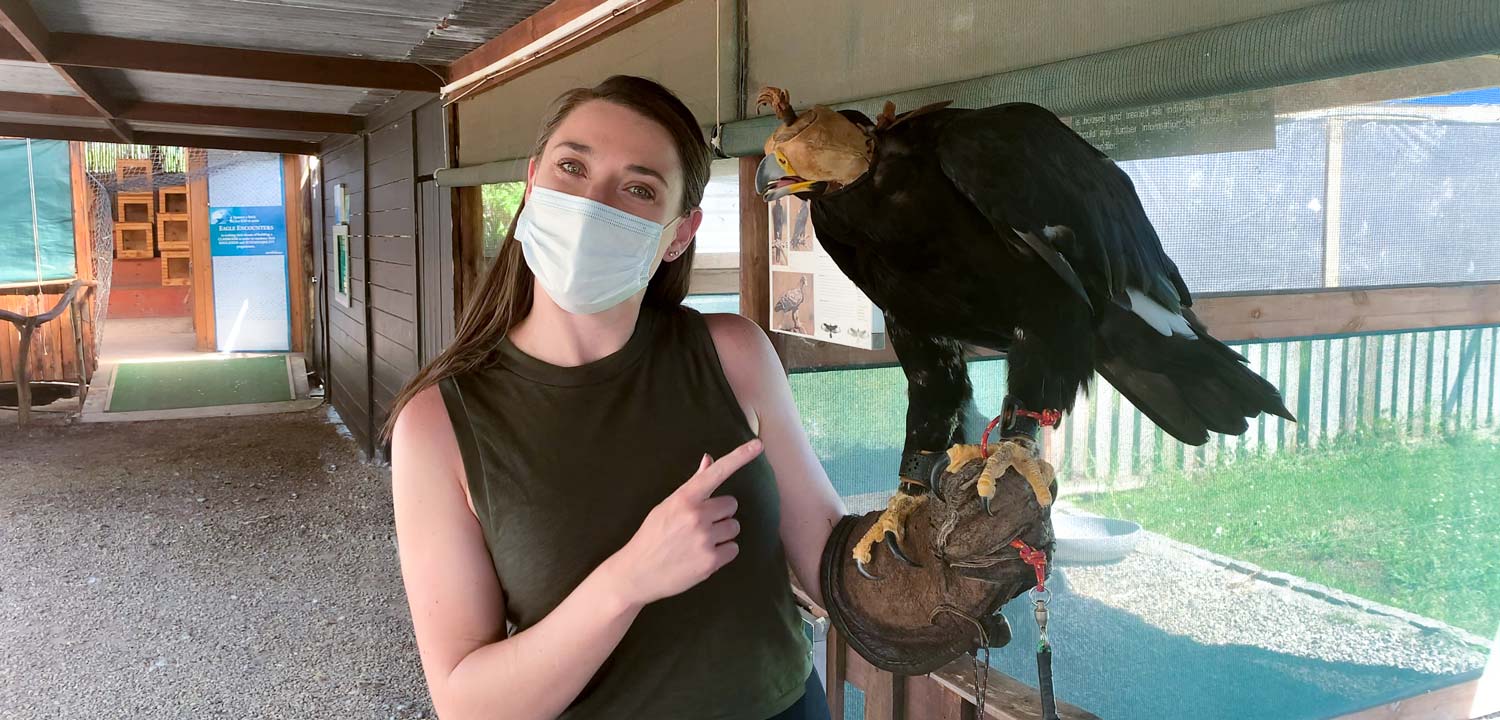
[0,60,80,95]
[99,69,399,115]
[408,0,555,64]
[36,0,549,64]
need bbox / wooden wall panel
[368,117,413,164]
[371,309,416,352]
[318,134,371,454]
[414,100,448,177]
[368,208,416,239]
[315,98,448,459]
[368,149,414,192]
[369,178,415,217]
[418,180,451,363]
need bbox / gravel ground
[0,407,433,719]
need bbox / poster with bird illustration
[768,195,884,350]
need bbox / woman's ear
[665,207,704,260]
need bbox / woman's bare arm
[706,313,848,608]
[392,385,642,720]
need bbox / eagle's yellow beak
[757,152,820,202]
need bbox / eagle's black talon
[886,530,920,567]
[856,558,879,580]
[982,495,994,516]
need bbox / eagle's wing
[933,102,1192,314]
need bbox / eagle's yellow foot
[852,491,927,579]
[977,440,1054,514]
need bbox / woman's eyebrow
[626,164,666,184]
[556,139,663,183]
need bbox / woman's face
[529,99,702,267]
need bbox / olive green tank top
[437,303,812,719]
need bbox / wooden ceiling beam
[0,89,95,116]
[49,65,131,142]
[0,0,48,60]
[0,91,357,134]
[0,121,319,155]
[50,33,445,92]
[0,121,117,143]
[0,25,31,60]
[0,1,132,142]
[119,102,358,134]
[131,131,319,156]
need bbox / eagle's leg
[853,318,973,579]
[975,397,1059,514]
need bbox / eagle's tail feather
[1096,303,1294,447]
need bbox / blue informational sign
[209,206,287,257]
[206,150,291,352]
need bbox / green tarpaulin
[0,138,76,285]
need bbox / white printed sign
[767,195,884,350]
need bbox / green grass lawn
[1073,431,1500,637]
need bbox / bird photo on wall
[772,273,811,335]
[755,86,1295,578]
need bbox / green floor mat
[107,356,293,412]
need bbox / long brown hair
[381,75,712,445]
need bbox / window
[480,181,524,259]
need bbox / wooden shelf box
[160,252,190,286]
[115,158,152,191]
[117,192,154,224]
[114,222,154,259]
[159,185,188,215]
[157,217,190,252]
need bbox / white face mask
[515,185,681,315]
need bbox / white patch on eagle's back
[1127,288,1198,338]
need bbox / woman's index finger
[682,438,763,499]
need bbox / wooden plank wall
[365,116,421,444]
[320,135,372,454]
[313,97,453,459]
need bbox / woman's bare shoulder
[703,312,778,381]
[390,382,476,513]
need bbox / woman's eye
[627,185,655,200]
[559,160,582,175]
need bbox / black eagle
[753,87,1294,574]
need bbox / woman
[386,75,846,720]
